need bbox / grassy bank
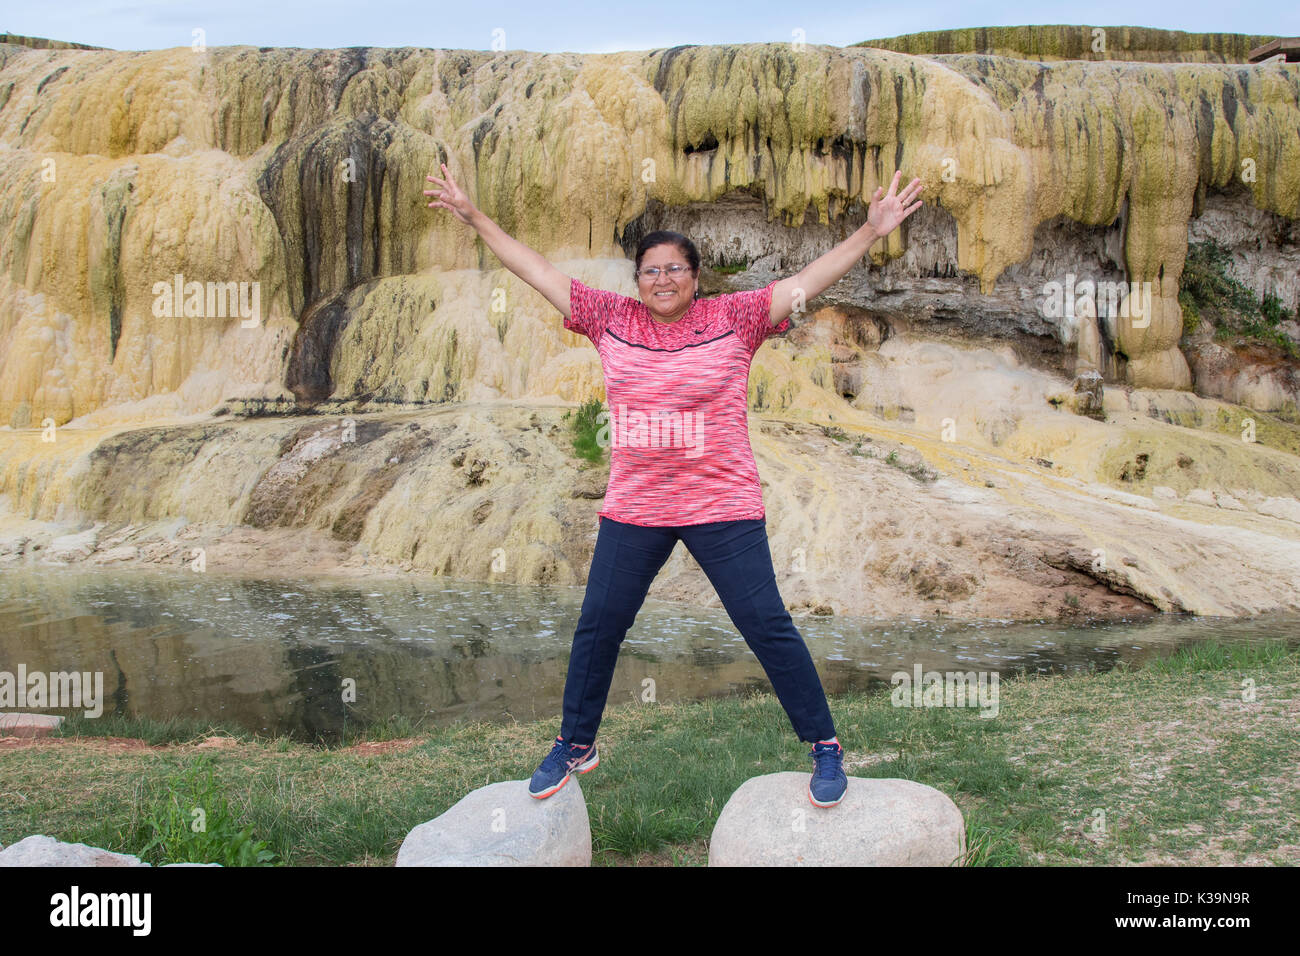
[1,641,1296,866]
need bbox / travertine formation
[0,30,1298,618]
[855,25,1275,63]
[1,32,1297,426]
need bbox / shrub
[568,398,607,462]
[1180,240,1297,357]
[137,755,278,866]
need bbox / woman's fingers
[425,163,466,216]
[876,173,922,204]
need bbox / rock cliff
[0,29,1298,618]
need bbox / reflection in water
[1,566,1297,743]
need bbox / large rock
[1184,339,1300,411]
[0,535,30,559]
[396,779,590,866]
[0,835,223,866]
[0,836,148,866]
[44,524,105,562]
[1070,370,1106,420]
[1257,497,1300,525]
[0,713,63,738]
[709,773,965,866]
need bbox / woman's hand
[866,169,923,239]
[423,163,478,226]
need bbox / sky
[2,0,1296,54]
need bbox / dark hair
[635,231,700,297]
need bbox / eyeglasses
[637,264,692,280]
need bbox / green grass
[881,446,939,482]
[562,398,606,463]
[50,713,254,745]
[134,754,278,866]
[3,639,1296,866]
[1125,638,1294,674]
[713,260,749,275]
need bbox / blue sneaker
[528,735,599,799]
[808,740,847,807]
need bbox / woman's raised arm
[424,162,573,318]
[769,170,923,326]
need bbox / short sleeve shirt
[564,276,789,526]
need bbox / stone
[0,713,63,738]
[1256,497,1300,525]
[44,525,105,562]
[1185,488,1219,507]
[1090,485,1159,511]
[1070,370,1106,420]
[0,836,148,867]
[1229,487,1265,508]
[1214,492,1246,511]
[709,773,966,866]
[1152,486,1178,501]
[1183,339,1300,411]
[396,779,590,866]
[91,544,141,564]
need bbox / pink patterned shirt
[564,277,789,527]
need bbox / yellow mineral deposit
[0,30,1297,618]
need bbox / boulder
[44,524,105,562]
[0,836,148,867]
[0,713,63,738]
[1070,370,1106,420]
[709,773,965,866]
[1152,486,1179,501]
[396,779,590,866]
[91,545,141,564]
[1185,488,1219,507]
[1257,497,1300,525]
[1229,488,1265,509]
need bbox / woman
[425,162,922,808]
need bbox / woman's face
[637,244,698,324]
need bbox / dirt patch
[843,751,894,771]
[0,735,161,752]
[341,738,422,756]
